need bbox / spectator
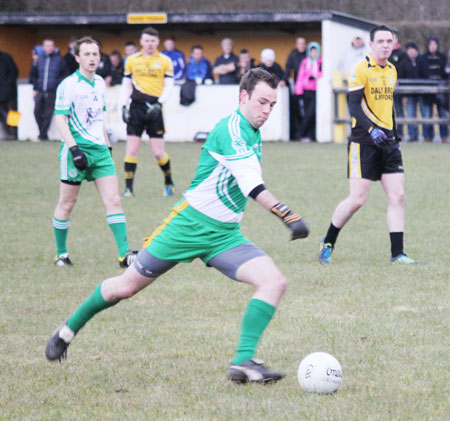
[162,37,186,83]
[0,49,18,139]
[186,45,213,84]
[96,50,112,86]
[416,36,448,142]
[110,50,123,86]
[295,42,322,142]
[285,37,307,83]
[257,48,287,87]
[285,37,307,140]
[389,32,407,136]
[237,49,255,81]
[123,41,138,65]
[213,38,239,84]
[397,42,419,142]
[29,38,68,141]
[339,33,367,81]
[63,36,78,75]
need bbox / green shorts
[143,200,249,263]
[59,142,116,183]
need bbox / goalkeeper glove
[69,145,88,170]
[145,102,162,121]
[122,106,130,124]
[369,127,387,146]
[271,202,309,240]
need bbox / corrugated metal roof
[0,10,377,28]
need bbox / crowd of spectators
[1,32,449,142]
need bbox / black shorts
[347,141,404,181]
[126,102,165,138]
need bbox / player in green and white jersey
[46,68,309,384]
[52,36,136,268]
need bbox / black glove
[69,145,88,170]
[122,106,130,124]
[369,127,387,147]
[108,146,112,156]
[145,102,162,121]
[271,202,309,240]
[308,76,316,81]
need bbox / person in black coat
[29,39,68,141]
[0,50,18,138]
[397,42,419,141]
[416,36,448,142]
[63,37,78,75]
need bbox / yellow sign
[127,13,167,24]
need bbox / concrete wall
[18,84,290,141]
[317,19,370,142]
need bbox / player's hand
[271,202,310,241]
[146,102,162,121]
[122,106,130,124]
[108,146,112,156]
[369,127,387,146]
[69,145,88,170]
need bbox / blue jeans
[419,94,449,140]
[404,95,418,140]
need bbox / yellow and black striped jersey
[348,53,397,131]
[124,50,174,99]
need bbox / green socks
[232,299,276,365]
[53,217,70,257]
[67,282,118,333]
[106,213,129,258]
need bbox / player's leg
[381,172,416,264]
[319,178,371,263]
[208,243,286,383]
[123,135,141,197]
[149,137,174,196]
[147,109,174,196]
[53,181,81,266]
[45,249,177,361]
[94,174,135,266]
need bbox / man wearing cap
[339,33,367,82]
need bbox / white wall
[317,20,370,142]
[18,84,290,142]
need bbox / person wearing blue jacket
[30,39,68,140]
[162,37,186,83]
[186,45,213,84]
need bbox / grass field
[1,140,449,420]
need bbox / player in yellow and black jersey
[121,26,175,198]
[318,25,418,265]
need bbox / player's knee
[393,190,405,207]
[58,196,77,213]
[115,283,138,299]
[351,195,367,211]
[107,194,122,210]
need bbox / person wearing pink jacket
[295,42,322,141]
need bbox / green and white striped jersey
[54,70,107,148]
[184,109,264,224]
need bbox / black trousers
[34,91,56,139]
[298,90,316,140]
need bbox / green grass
[0,140,449,420]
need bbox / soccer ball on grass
[297,352,343,394]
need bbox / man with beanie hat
[398,41,420,141]
[416,36,448,142]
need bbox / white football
[297,352,343,394]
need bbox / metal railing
[333,79,450,125]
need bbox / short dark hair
[124,41,136,47]
[239,68,277,98]
[240,49,249,55]
[141,26,159,38]
[191,44,203,51]
[370,25,393,42]
[110,50,122,59]
[75,36,101,56]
